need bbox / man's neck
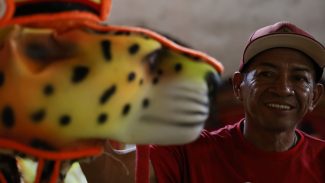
[242,121,298,152]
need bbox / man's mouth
[267,103,292,110]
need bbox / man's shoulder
[199,121,241,142]
[298,130,325,145]
[206,121,240,135]
[296,130,325,157]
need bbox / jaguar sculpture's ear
[0,0,112,26]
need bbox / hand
[80,140,136,183]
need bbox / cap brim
[243,34,325,68]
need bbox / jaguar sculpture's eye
[143,48,164,73]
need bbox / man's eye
[293,75,309,83]
[258,71,273,77]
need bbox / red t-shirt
[150,120,325,183]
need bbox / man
[82,21,325,183]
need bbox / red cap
[240,21,325,72]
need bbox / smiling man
[233,47,323,151]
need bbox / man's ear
[309,83,324,111]
[232,71,244,101]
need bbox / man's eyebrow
[258,62,313,73]
[292,66,313,73]
[257,62,277,69]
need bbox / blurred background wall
[108,0,325,78]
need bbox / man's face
[234,48,323,132]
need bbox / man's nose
[269,74,295,96]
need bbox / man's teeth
[267,103,291,110]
